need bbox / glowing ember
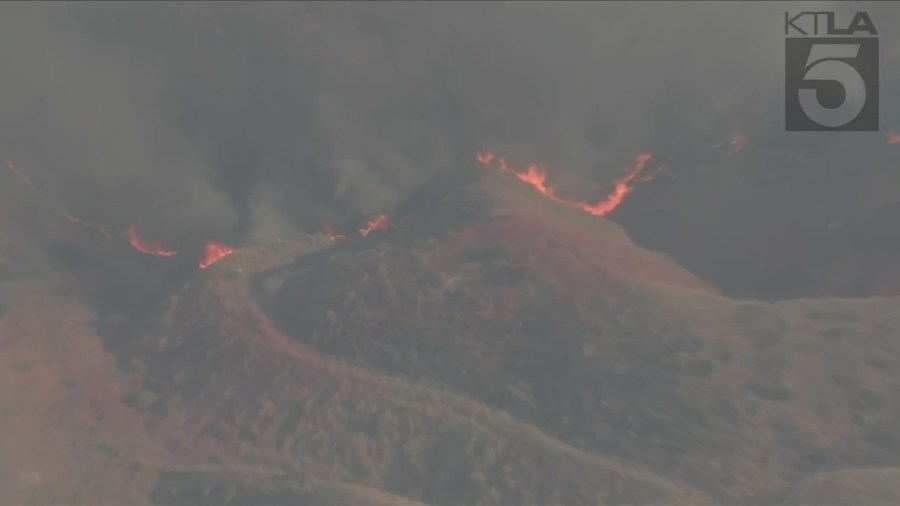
[477,150,654,217]
[199,241,234,269]
[125,226,178,257]
[359,214,390,236]
[887,132,900,145]
[476,152,494,165]
[323,223,345,241]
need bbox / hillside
[1,167,899,504]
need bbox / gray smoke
[1,2,897,247]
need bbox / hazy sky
[1,2,897,248]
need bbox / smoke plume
[1,2,897,249]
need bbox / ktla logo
[785,11,879,131]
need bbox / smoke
[244,183,302,245]
[333,158,402,219]
[0,2,897,248]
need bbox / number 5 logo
[798,44,865,128]
[785,38,878,131]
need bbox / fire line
[476,150,655,217]
[1,154,238,267]
[2,152,400,268]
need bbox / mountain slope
[2,168,899,504]
[99,236,712,506]
[254,172,900,502]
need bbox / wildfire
[3,153,414,272]
[125,226,178,257]
[3,156,118,239]
[2,154,243,268]
[322,214,399,243]
[322,223,345,241]
[582,153,653,216]
[887,132,900,145]
[199,241,234,269]
[359,214,390,236]
[476,152,494,165]
[476,151,654,217]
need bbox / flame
[323,223,345,241]
[322,215,395,243]
[4,156,238,268]
[125,226,178,257]
[4,156,119,240]
[476,152,494,165]
[5,152,395,263]
[887,132,900,145]
[199,241,234,269]
[581,153,653,216]
[477,151,654,217]
[2,154,246,265]
[359,214,390,236]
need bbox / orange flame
[125,226,178,257]
[887,132,900,145]
[477,151,654,217]
[582,153,653,216]
[359,214,390,236]
[2,155,244,264]
[5,153,406,268]
[323,223,345,241]
[476,152,494,165]
[199,241,234,269]
[4,156,114,239]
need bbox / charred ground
[2,165,900,505]
[255,180,900,503]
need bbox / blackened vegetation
[261,238,742,496]
[254,219,900,504]
[462,247,529,287]
[96,317,215,418]
[42,232,241,422]
[390,166,492,243]
[746,381,792,402]
[252,167,493,326]
[0,245,54,282]
[731,303,786,348]
[48,239,199,319]
[151,470,310,506]
[46,167,900,504]
[92,292,264,431]
[615,121,900,301]
[252,171,491,308]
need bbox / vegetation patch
[747,381,793,402]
